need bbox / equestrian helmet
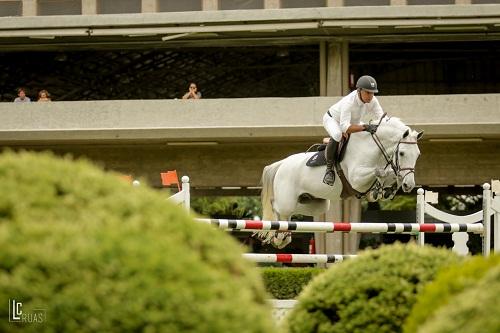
[356,75,378,93]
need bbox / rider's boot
[323,138,339,186]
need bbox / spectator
[13,88,31,103]
[37,90,51,102]
[182,82,202,99]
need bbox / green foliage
[261,267,324,300]
[416,264,500,333]
[378,195,416,211]
[0,151,275,333]
[404,254,500,333]
[191,196,261,218]
[285,243,462,333]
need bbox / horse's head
[395,128,423,192]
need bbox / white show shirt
[327,90,384,133]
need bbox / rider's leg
[322,113,342,186]
[323,138,339,186]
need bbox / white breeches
[323,113,342,142]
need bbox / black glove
[364,124,378,134]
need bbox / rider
[322,75,385,186]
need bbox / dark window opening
[0,46,319,101]
[350,41,500,95]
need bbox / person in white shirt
[13,88,31,103]
[322,75,384,186]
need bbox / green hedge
[416,264,500,333]
[261,267,324,299]
[404,254,500,333]
[285,243,462,333]
[0,151,275,333]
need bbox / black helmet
[356,75,378,93]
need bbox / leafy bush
[285,243,462,333]
[415,264,500,333]
[0,151,275,333]
[404,254,500,333]
[191,196,261,218]
[261,267,324,299]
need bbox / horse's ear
[403,129,409,138]
[417,131,424,140]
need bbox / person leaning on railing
[182,82,202,99]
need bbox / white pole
[482,183,491,256]
[416,188,425,246]
[181,176,190,211]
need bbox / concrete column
[202,0,218,10]
[342,197,361,254]
[22,0,37,16]
[455,0,471,4]
[327,0,344,6]
[142,0,158,12]
[264,0,280,9]
[326,41,349,96]
[341,40,349,95]
[82,0,98,15]
[314,200,344,259]
[390,0,407,5]
[319,41,327,96]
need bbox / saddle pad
[306,151,327,167]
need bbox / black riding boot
[323,138,339,186]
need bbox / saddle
[305,137,349,167]
[305,136,362,199]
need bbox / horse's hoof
[271,233,292,249]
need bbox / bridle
[370,114,418,187]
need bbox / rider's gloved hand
[364,124,378,134]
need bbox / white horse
[258,116,423,248]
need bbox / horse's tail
[261,160,283,221]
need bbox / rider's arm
[345,124,366,134]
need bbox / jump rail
[243,253,357,264]
[196,219,484,234]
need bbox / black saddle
[305,137,350,167]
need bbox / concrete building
[1,0,499,253]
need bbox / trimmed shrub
[285,243,462,333]
[262,267,324,299]
[404,254,500,333]
[0,151,275,333]
[415,264,500,333]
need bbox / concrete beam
[0,94,499,144]
[2,4,499,29]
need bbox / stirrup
[323,170,335,186]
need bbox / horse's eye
[399,152,405,157]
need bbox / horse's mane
[376,116,410,141]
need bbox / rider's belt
[327,110,332,117]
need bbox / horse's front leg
[351,166,387,201]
